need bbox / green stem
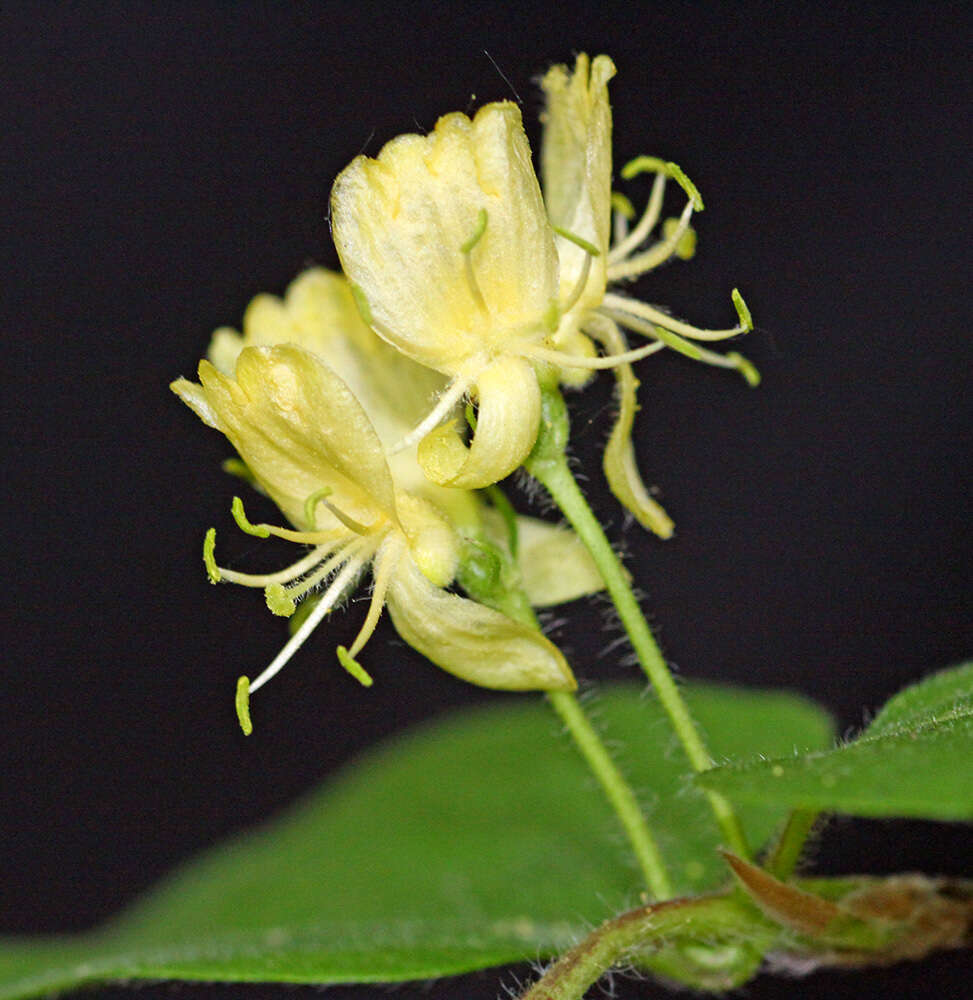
[519,893,770,1000]
[526,385,749,858]
[546,690,673,899]
[457,533,673,899]
[765,809,819,880]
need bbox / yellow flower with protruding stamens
[539,53,758,538]
[172,343,577,731]
[330,59,757,526]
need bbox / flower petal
[331,103,559,373]
[541,54,615,305]
[482,510,604,607]
[386,554,576,692]
[592,320,675,539]
[174,345,397,530]
[416,357,541,488]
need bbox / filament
[603,292,749,342]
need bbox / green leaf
[697,662,973,821]
[0,683,832,999]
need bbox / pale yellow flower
[539,54,757,537]
[331,57,756,533]
[171,269,611,727]
[172,342,576,726]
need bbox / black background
[2,3,970,998]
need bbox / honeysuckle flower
[331,56,756,534]
[172,342,577,731]
[202,266,604,610]
[539,54,758,537]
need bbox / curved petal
[540,53,615,305]
[331,103,559,373]
[386,554,576,692]
[590,319,674,539]
[176,345,397,530]
[416,357,540,488]
[206,268,449,453]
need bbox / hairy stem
[457,533,673,898]
[765,808,820,880]
[526,384,749,857]
[519,893,762,1000]
[546,689,673,899]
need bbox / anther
[336,646,375,687]
[235,676,253,736]
[265,583,297,617]
[203,527,221,584]
[304,487,334,529]
[231,496,270,537]
[731,289,753,332]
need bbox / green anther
[731,288,753,332]
[460,208,488,254]
[336,646,374,687]
[552,226,601,257]
[662,217,697,259]
[304,487,333,529]
[620,154,667,180]
[664,161,704,211]
[222,458,257,485]
[610,191,636,219]
[464,402,478,431]
[265,583,296,617]
[350,283,373,326]
[235,676,253,736]
[231,496,270,538]
[203,527,221,584]
[620,157,704,211]
[542,299,561,332]
[727,352,761,387]
[652,324,704,361]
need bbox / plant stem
[765,809,820,880]
[457,533,674,899]
[525,385,749,858]
[546,689,673,899]
[519,892,768,1000]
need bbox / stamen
[621,157,704,211]
[247,555,368,695]
[559,251,594,315]
[552,226,601,257]
[610,191,636,220]
[608,310,760,384]
[317,498,375,537]
[231,496,270,537]
[235,676,253,735]
[265,540,366,613]
[460,208,488,253]
[388,372,476,455]
[230,495,342,545]
[461,209,489,313]
[607,199,694,282]
[333,540,399,685]
[304,487,333,528]
[336,647,374,687]
[222,458,258,486]
[731,288,754,332]
[218,544,336,589]
[607,171,666,264]
[602,292,751,342]
[526,340,665,370]
[203,528,221,583]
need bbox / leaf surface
[697,663,973,821]
[0,683,832,998]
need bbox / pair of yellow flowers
[172,55,754,720]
